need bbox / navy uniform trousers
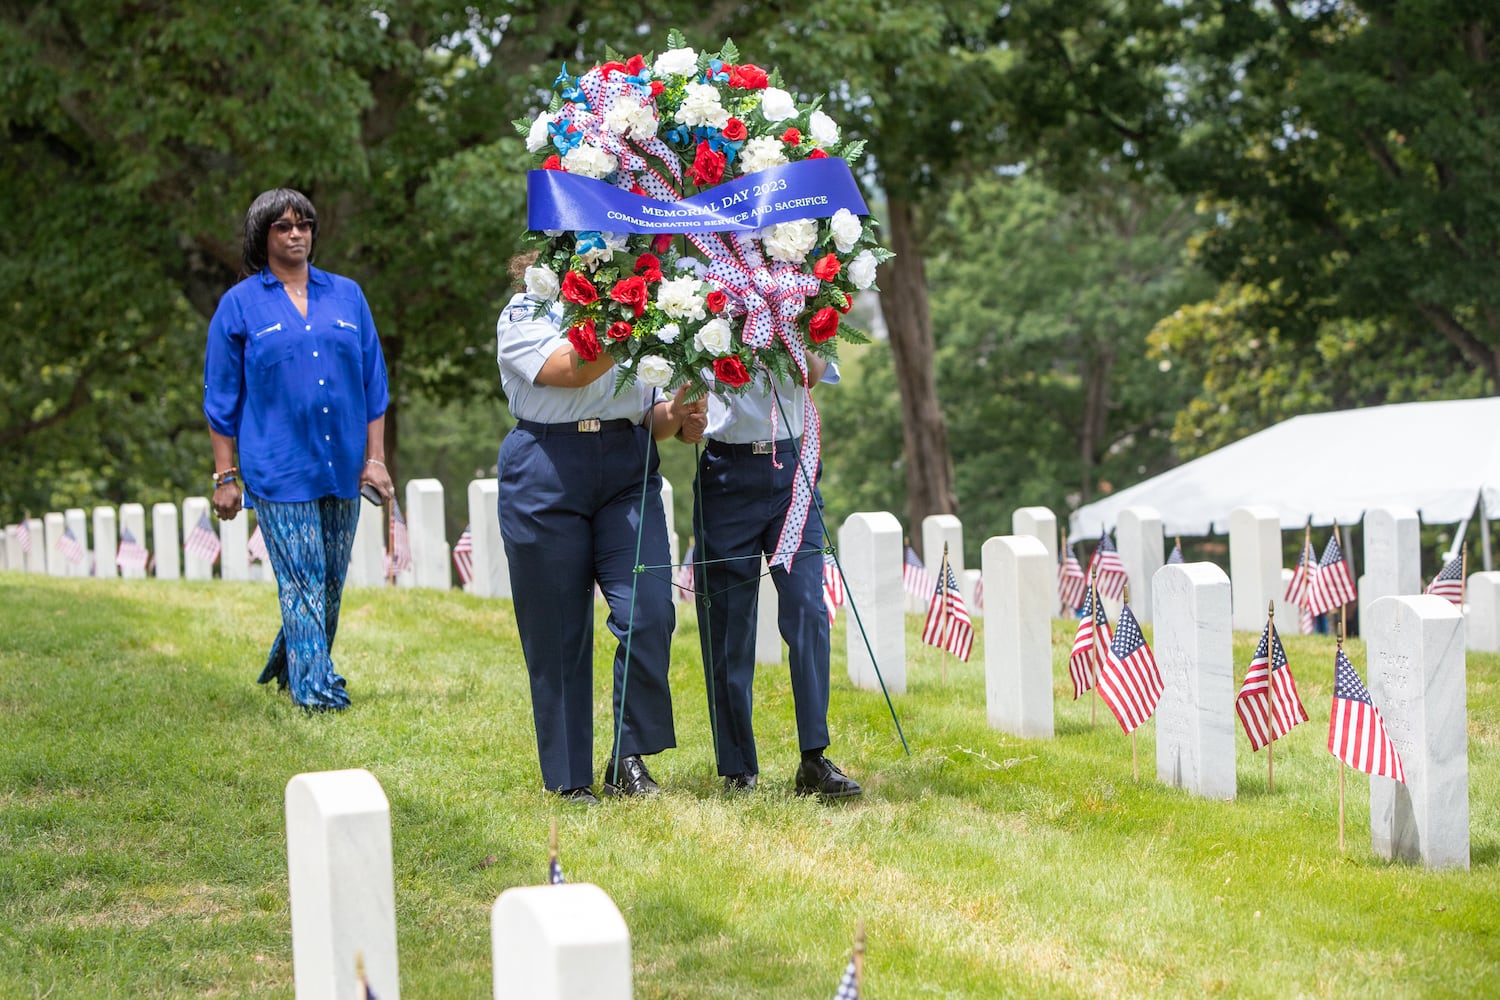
[693,441,830,777]
[498,420,676,792]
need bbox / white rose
[762,219,819,263]
[657,322,682,344]
[739,135,788,175]
[759,87,797,122]
[675,81,729,129]
[523,266,560,300]
[848,250,878,289]
[526,112,553,153]
[694,317,733,355]
[637,355,673,388]
[809,109,840,147]
[829,208,863,254]
[653,47,698,77]
[656,275,707,321]
[562,143,617,179]
[603,98,637,136]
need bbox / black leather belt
[706,437,800,457]
[517,417,635,434]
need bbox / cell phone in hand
[360,482,385,506]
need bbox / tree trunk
[1078,347,1114,506]
[878,196,956,559]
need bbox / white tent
[1069,397,1500,539]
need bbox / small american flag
[57,525,85,565]
[674,542,696,603]
[1307,530,1357,616]
[832,955,859,999]
[384,499,412,578]
[247,524,268,563]
[1425,554,1464,605]
[452,525,474,586]
[116,527,149,572]
[1098,602,1164,733]
[1087,530,1127,601]
[1284,533,1315,606]
[549,855,566,885]
[972,573,984,611]
[902,544,933,602]
[1166,539,1185,565]
[17,518,31,554]
[1328,646,1406,783]
[1235,620,1309,751]
[1057,544,1087,612]
[823,552,845,624]
[184,513,222,564]
[1068,585,1111,700]
[920,550,973,661]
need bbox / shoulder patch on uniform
[504,303,535,322]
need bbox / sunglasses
[270,219,314,235]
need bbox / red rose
[568,320,601,361]
[634,253,663,283]
[728,64,769,89]
[652,233,673,254]
[562,271,599,305]
[837,292,854,314]
[706,290,728,313]
[713,355,751,387]
[722,118,748,142]
[781,127,801,145]
[599,60,627,78]
[808,307,840,343]
[650,80,664,97]
[607,320,633,342]
[813,254,840,281]
[610,275,649,317]
[807,148,829,159]
[690,141,727,186]
[625,54,646,76]
[542,154,563,170]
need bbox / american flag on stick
[57,525,85,565]
[1307,527,1357,616]
[902,544,933,602]
[1098,601,1163,733]
[1087,530,1127,601]
[17,517,32,554]
[674,541,696,603]
[823,552,845,624]
[1166,538,1185,565]
[832,921,864,1000]
[548,817,566,884]
[972,573,984,612]
[1285,529,1315,606]
[384,499,412,580]
[920,545,973,662]
[116,526,149,572]
[1057,542,1087,613]
[1328,645,1406,783]
[184,513,222,564]
[452,525,474,586]
[247,524,268,564]
[1235,618,1309,751]
[1068,584,1111,700]
[1425,553,1465,605]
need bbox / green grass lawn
[1,573,1497,998]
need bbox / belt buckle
[751,440,774,455]
[577,418,601,433]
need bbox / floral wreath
[512,31,893,401]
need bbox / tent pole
[1483,493,1493,572]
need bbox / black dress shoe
[723,772,758,792]
[794,754,862,799]
[601,755,660,797]
[557,786,599,805]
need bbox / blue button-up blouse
[203,266,389,504]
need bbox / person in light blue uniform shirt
[693,360,862,798]
[496,256,705,804]
[204,188,394,711]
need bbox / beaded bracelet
[212,467,239,487]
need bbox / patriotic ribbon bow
[556,67,681,200]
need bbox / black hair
[241,188,318,276]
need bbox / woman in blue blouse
[203,189,393,710]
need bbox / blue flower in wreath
[575,231,606,256]
[549,120,583,154]
[704,59,730,84]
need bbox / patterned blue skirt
[252,495,361,710]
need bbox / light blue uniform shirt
[203,266,389,504]
[496,293,659,422]
[705,364,840,443]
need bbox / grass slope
[1,574,1497,998]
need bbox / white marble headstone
[1367,595,1469,869]
[119,504,147,580]
[2,525,17,571]
[491,883,631,1000]
[152,502,181,579]
[24,517,45,574]
[219,506,250,581]
[92,506,118,579]
[921,513,964,586]
[466,479,510,599]
[346,500,387,588]
[839,512,906,694]
[1116,506,1164,623]
[1273,568,1301,634]
[1152,562,1236,799]
[404,479,449,590]
[182,496,214,580]
[1465,571,1500,652]
[756,558,780,665]
[661,475,679,576]
[1228,506,1280,631]
[1010,506,1058,570]
[62,508,89,577]
[982,535,1052,739]
[1359,507,1420,626]
[285,768,401,999]
[43,512,67,577]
